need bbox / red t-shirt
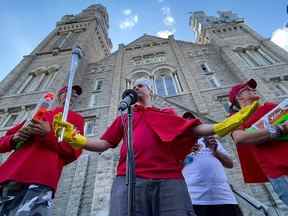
[101,105,201,179]
[235,102,288,183]
[0,107,84,192]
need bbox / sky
[0,0,287,81]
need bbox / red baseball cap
[228,79,257,105]
[58,85,82,96]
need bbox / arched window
[16,65,60,94]
[155,76,166,96]
[154,69,181,97]
[234,46,279,68]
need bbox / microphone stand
[126,105,136,216]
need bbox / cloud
[119,9,139,30]
[164,16,175,26]
[271,27,288,51]
[122,9,132,16]
[160,7,175,27]
[157,0,165,2]
[157,30,173,38]
[119,15,139,30]
[157,6,176,38]
[161,7,170,15]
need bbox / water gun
[15,92,55,149]
[246,99,288,140]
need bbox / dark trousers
[109,176,196,216]
[193,204,243,216]
[0,183,53,216]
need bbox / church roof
[124,34,168,47]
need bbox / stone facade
[0,6,288,216]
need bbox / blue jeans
[269,175,288,206]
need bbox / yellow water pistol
[53,113,87,149]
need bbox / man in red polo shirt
[230,79,288,206]
[54,77,259,216]
[0,85,84,216]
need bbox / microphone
[118,89,138,111]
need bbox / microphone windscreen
[122,89,138,104]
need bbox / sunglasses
[133,84,145,89]
[238,86,256,96]
[59,90,79,97]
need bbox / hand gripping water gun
[53,113,87,148]
[247,99,288,140]
[15,92,55,149]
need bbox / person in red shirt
[82,78,201,216]
[54,78,258,216]
[0,85,84,216]
[230,79,288,206]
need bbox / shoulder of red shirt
[253,101,278,115]
[263,101,278,108]
[240,101,278,129]
[133,104,176,114]
[159,107,177,115]
[229,101,277,116]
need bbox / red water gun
[15,92,55,149]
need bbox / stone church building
[0,4,288,216]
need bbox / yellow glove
[53,113,68,137]
[213,100,259,137]
[53,113,87,149]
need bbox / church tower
[190,11,288,103]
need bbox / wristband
[267,125,282,139]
